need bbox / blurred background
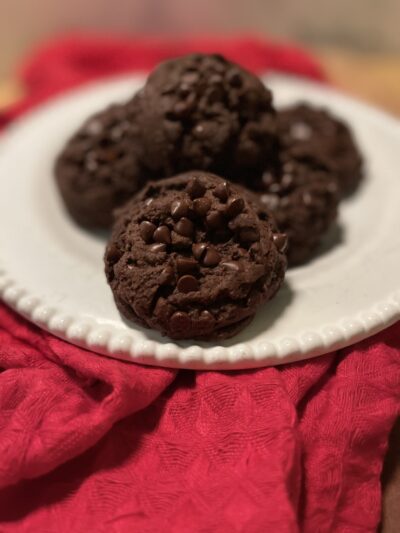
[0,0,399,112]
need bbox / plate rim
[0,73,400,369]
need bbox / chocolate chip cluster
[259,157,339,265]
[55,98,147,228]
[138,53,277,179]
[136,177,280,296]
[105,173,287,340]
[277,103,363,196]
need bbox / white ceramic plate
[0,74,399,369]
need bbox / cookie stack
[55,53,363,340]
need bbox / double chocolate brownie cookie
[277,103,363,195]
[55,97,147,228]
[138,53,277,180]
[105,172,287,340]
[259,155,339,265]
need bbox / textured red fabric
[0,34,325,124]
[0,35,399,532]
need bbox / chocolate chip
[290,122,312,141]
[281,174,294,189]
[227,69,243,88]
[148,243,167,253]
[193,197,211,217]
[139,221,156,243]
[283,161,295,174]
[302,192,313,206]
[327,181,338,194]
[193,123,207,139]
[210,54,225,68]
[106,244,121,263]
[226,197,245,218]
[110,124,127,140]
[160,266,174,284]
[260,194,279,210]
[239,228,259,244]
[182,71,199,85]
[170,311,192,333]
[171,199,190,219]
[178,84,191,97]
[175,217,194,238]
[98,148,119,162]
[262,172,275,187]
[209,73,223,85]
[203,247,221,267]
[206,210,225,230]
[173,101,191,118]
[85,118,103,136]
[154,297,167,316]
[153,225,171,244]
[269,183,281,194]
[213,181,230,202]
[200,310,214,320]
[177,275,199,293]
[176,257,198,275]
[186,177,206,199]
[85,155,98,172]
[221,261,240,271]
[192,243,207,260]
[198,310,215,330]
[273,233,288,253]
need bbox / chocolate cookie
[105,172,287,340]
[55,97,147,228]
[277,103,363,195]
[259,155,339,266]
[138,53,277,180]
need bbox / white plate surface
[0,74,399,369]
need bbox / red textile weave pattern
[0,35,399,532]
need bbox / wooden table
[1,48,400,531]
[317,49,400,117]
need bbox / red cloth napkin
[0,35,399,532]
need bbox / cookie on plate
[259,154,339,266]
[277,103,363,195]
[105,172,287,340]
[138,53,278,180]
[55,97,147,229]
